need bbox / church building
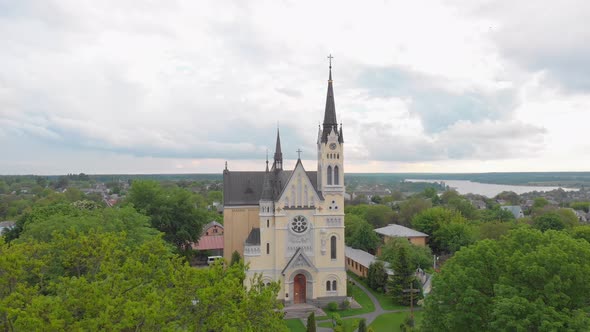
[223,60,346,306]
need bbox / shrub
[326,302,338,312]
[340,299,350,310]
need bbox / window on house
[327,166,332,185]
[326,281,331,291]
[332,280,337,291]
[331,236,337,259]
[267,219,269,228]
[266,243,270,255]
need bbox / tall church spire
[322,54,338,143]
[273,128,283,170]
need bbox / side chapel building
[223,61,346,305]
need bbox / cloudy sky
[1,0,589,175]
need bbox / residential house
[0,221,16,235]
[501,206,525,219]
[192,221,224,256]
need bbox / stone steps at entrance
[283,303,326,320]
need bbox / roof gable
[278,160,322,207]
[281,248,317,275]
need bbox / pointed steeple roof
[260,160,273,200]
[322,55,339,143]
[273,128,283,170]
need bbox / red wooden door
[294,274,306,304]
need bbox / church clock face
[291,215,309,234]
[329,143,337,150]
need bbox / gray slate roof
[345,246,393,274]
[374,224,428,238]
[223,170,319,206]
[245,228,260,246]
[501,205,524,218]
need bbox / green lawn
[369,311,423,332]
[347,272,409,310]
[285,318,306,332]
[323,280,375,317]
[319,317,363,331]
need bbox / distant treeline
[3,172,590,187]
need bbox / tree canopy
[423,228,590,331]
[125,180,212,253]
[0,207,286,331]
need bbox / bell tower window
[327,166,332,185]
[334,166,339,185]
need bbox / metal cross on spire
[327,54,334,68]
[296,148,303,159]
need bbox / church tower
[318,55,344,198]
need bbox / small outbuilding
[374,224,429,247]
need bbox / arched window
[267,219,269,228]
[266,243,270,255]
[327,166,332,185]
[332,280,337,291]
[326,281,331,291]
[334,166,339,185]
[330,236,337,259]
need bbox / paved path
[297,276,420,332]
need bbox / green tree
[476,221,514,241]
[532,211,565,231]
[533,197,549,209]
[423,228,590,331]
[348,219,381,252]
[495,191,520,205]
[367,261,388,292]
[571,201,590,213]
[434,222,475,254]
[379,238,432,273]
[358,318,367,332]
[0,226,286,331]
[387,245,421,306]
[364,205,395,228]
[412,207,470,254]
[478,206,515,222]
[399,198,432,227]
[344,214,365,243]
[207,190,223,203]
[230,250,242,265]
[307,312,317,332]
[126,180,207,253]
[0,180,8,194]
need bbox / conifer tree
[387,245,420,305]
[306,312,316,332]
[358,318,367,332]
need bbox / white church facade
[223,60,346,305]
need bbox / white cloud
[0,0,588,173]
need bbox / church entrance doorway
[294,273,306,304]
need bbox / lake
[406,179,579,198]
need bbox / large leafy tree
[423,228,590,331]
[348,219,381,252]
[412,207,474,254]
[0,228,286,331]
[126,180,208,252]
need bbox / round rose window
[291,215,308,233]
